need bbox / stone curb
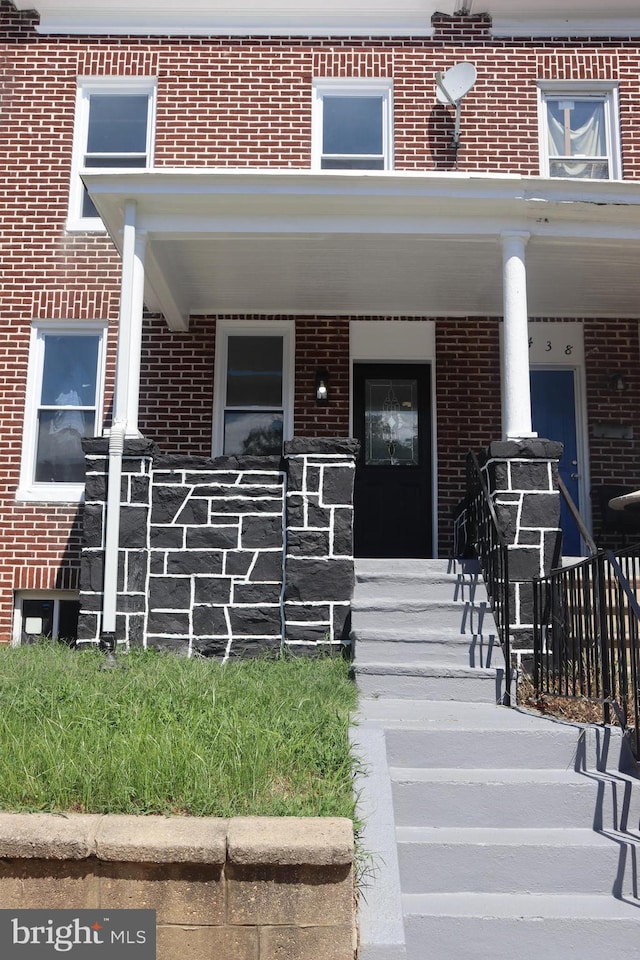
[0,813,354,866]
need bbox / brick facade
[2,1,640,643]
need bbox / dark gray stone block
[284,623,330,643]
[494,502,518,542]
[80,552,103,593]
[286,459,305,492]
[286,529,330,558]
[184,473,240,485]
[83,504,104,548]
[130,475,150,504]
[186,526,239,550]
[119,507,148,548]
[545,529,563,572]
[116,594,146,614]
[250,552,283,581]
[147,611,190,635]
[152,486,189,524]
[152,471,183,486]
[239,473,283,486]
[518,581,535,625]
[155,454,281,472]
[520,493,561,528]
[192,605,229,636]
[207,496,283,515]
[126,551,147,592]
[175,498,208,525]
[507,546,541,581]
[511,627,535,651]
[228,605,282,636]
[150,553,165,575]
[227,637,282,658]
[284,438,359,457]
[150,526,184,548]
[286,495,305,528]
[79,591,101,612]
[284,558,354,602]
[322,466,355,506]
[517,529,541,546]
[510,462,552,492]
[486,461,509,490]
[77,612,98,641]
[487,439,564,460]
[225,551,255,577]
[147,636,190,654]
[192,638,229,658]
[149,576,191,610]
[332,509,354,556]
[84,474,106,502]
[333,604,351,641]
[193,577,233,604]
[233,582,282,604]
[307,466,320,493]
[166,550,224,576]
[128,615,145,648]
[241,515,282,549]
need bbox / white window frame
[67,76,157,232]
[17,320,108,503]
[537,80,621,181]
[212,321,295,457]
[312,79,393,172]
[12,591,80,647]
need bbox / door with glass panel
[353,364,432,558]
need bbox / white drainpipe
[101,200,144,639]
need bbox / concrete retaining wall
[0,813,356,960]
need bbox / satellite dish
[435,61,477,106]
[434,62,477,153]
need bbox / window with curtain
[540,87,620,180]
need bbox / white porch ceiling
[82,169,640,331]
[11,0,640,36]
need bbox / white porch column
[501,230,536,440]
[115,200,147,436]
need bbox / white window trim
[12,591,80,648]
[537,80,621,181]
[212,320,295,457]
[312,78,393,172]
[67,76,157,232]
[17,320,108,503]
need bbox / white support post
[114,201,147,436]
[501,231,536,440]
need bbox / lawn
[0,645,358,819]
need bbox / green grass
[0,645,359,819]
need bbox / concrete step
[403,893,640,960]
[390,767,610,828]
[354,571,490,604]
[396,826,636,896]
[355,663,503,703]
[353,628,503,668]
[351,598,495,634]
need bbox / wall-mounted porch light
[315,368,329,405]
[609,372,628,393]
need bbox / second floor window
[313,80,393,171]
[68,79,156,230]
[539,84,620,180]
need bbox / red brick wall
[2,2,640,638]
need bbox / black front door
[353,363,432,558]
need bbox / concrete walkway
[351,559,640,960]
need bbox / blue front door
[530,369,581,557]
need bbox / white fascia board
[11,1,445,36]
[492,18,640,37]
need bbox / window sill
[65,217,108,234]
[16,485,86,505]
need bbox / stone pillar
[78,438,155,646]
[481,439,563,651]
[501,231,536,441]
[283,439,359,650]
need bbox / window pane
[226,336,283,406]
[86,95,149,154]
[549,159,608,179]
[323,96,383,157]
[547,99,606,158]
[41,336,99,406]
[35,410,95,483]
[22,598,54,640]
[365,379,419,466]
[224,411,283,456]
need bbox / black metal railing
[533,545,640,757]
[456,451,512,705]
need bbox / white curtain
[547,100,607,178]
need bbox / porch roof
[82,168,640,331]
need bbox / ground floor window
[213,321,294,457]
[13,593,80,646]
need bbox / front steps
[352,559,640,960]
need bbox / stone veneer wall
[481,439,563,653]
[79,438,357,655]
[0,813,355,960]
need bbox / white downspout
[102,201,146,637]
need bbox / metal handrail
[461,451,512,705]
[556,474,598,556]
